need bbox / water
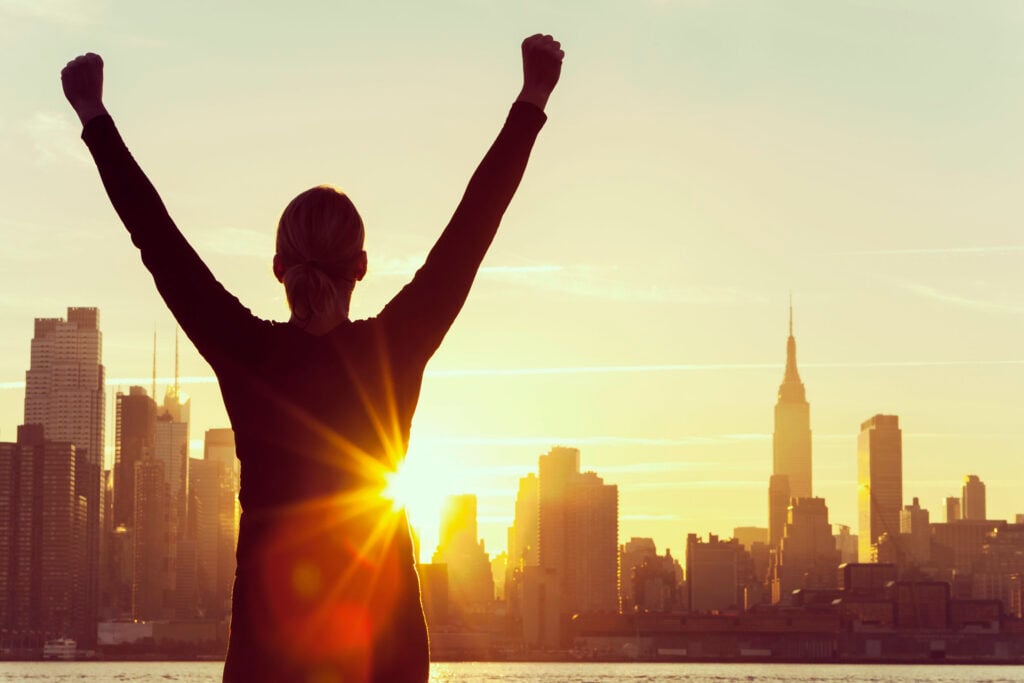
[1,662,1023,682]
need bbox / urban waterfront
[2,662,1024,682]
[5,1,1024,677]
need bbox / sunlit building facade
[432,494,494,614]
[537,447,619,616]
[962,474,987,521]
[857,414,902,563]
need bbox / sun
[381,447,452,559]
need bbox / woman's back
[221,318,430,681]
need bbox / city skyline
[1,304,1021,568]
[2,0,1024,566]
[3,305,1023,658]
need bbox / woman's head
[273,186,367,325]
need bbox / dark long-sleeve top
[82,102,546,682]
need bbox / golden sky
[1,0,1023,560]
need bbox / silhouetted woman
[62,34,563,683]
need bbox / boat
[42,638,77,660]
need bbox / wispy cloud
[425,359,1024,378]
[421,434,768,449]
[27,112,89,166]
[119,35,168,49]
[371,257,763,305]
[370,255,565,277]
[509,266,765,305]
[4,357,1024,391]
[622,513,683,521]
[0,0,110,24]
[193,227,271,259]
[904,283,1024,315]
[632,480,768,490]
[837,246,1024,256]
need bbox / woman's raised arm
[63,53,262,366]
[378,34,564,362]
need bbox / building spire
[782,296,802,386]
[789,291,793,338]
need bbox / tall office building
[537,447,619,615]
[190,456,236,619]
[155,392,190,544]
[203,428,238,481]
[132,457,172,619]
[506,472,539,613]
[962,474,987,521]
[196,428,238,618]
[946,496,962,523]
[567,471,619,613]
[686,533,744,612]
[131,384,190,621]
[509,473,539,570]
[22,308,105,644]
[113,387,156,528]
[24,308,105,468]
[0,425,87,642]
[857,414,903,562]
[538,446,579,597]
[432,494,494,614]
[159,388,194,617]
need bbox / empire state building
[769,304,812,547]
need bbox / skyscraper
[962,474,987,521]
[506,472,539,613]
[0,425,87,642]
[537,446,619,615]
[538,446,579,597]
[771,303,811,546]
[509,473,539,570]
[22,308,105,644]
[199,428,238,617]
[567,471,619,613]
[113,386,156,528]
[432,494,494,614]
[131,382,190,621]
[24,309,105,468]
[132,457,172,620]
[945,496,962,523]
[857,414,902,562]
[156,389,190,545]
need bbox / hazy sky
[1,0,1023,560]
